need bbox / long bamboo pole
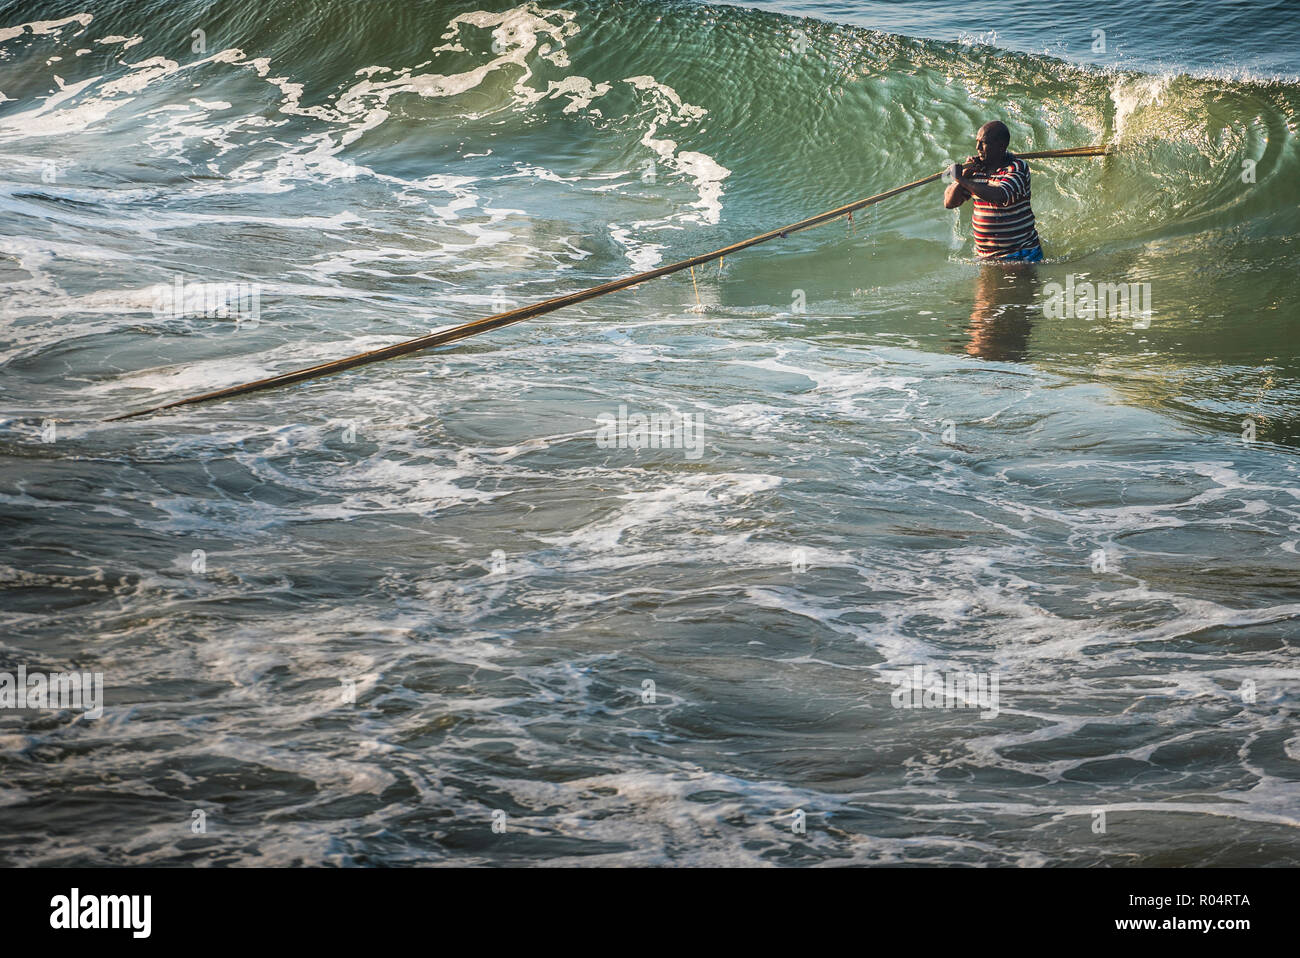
[107,145,1110,421]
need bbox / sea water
[0,0,1297,865]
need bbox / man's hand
[951,157,985,184]
[949,157,1008,205]
[944,155,996,208]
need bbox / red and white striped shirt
[968,155,1040,258]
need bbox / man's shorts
[985,245,1044,263]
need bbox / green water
[0,0,1296,866]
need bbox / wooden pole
[106,145,1110,422]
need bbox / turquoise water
[0,0,1297,865]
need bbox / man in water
[943,121,1043,262]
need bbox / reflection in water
[964,263,1040,361]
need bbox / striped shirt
[968,154,1040,258]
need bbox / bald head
[979,121,1010,147]
[975,121,1011,167]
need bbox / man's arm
[948,162,1009,204]
[943,158,984,209]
